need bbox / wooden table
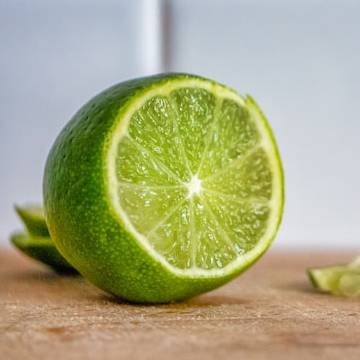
[1,248,359,360]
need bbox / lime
[308,266,351,293]
[10,232,76,274]
[44,73,284,303]
[308,257,360,296]
[12,205,76,273]
[15,205,49,237]
[338,272,360,297]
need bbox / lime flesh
[44,73,284,303]
[111,86,282,275]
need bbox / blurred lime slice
[338,272,360,297]
[308,257,360,296]
[10,232,76,274]
[15,205,49,237]
[12,205,76,274]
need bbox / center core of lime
[186,175,202,198]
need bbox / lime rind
[107,77,284,278]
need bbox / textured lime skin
[44,73,284,303]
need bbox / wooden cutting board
[0,248,359,360]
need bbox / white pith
[107,79,283,278]
[186,175,202,198]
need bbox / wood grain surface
[0,248,359,360]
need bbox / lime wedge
[338,272,360,296]
[44,73,284,303]
[10,232,76,274]
[308,259,360,296]
[308,266,350,293]
[15,205,49,237]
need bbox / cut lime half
[44,73,284,302]
[108,78,283,276]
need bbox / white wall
[169,0,360,248]
[1,0,359,248]
[0,0,142,243]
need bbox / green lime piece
[13,204,77,273]
[44,73,284,303]
[308,266,350,294]
[338,272,360,297]
[10,232,76,274]
[308,259,360,296]
[15,205,49,237]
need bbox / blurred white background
[1,0,359,248]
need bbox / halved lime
[10,232,76,274]
[15,205,49,237]
[308,257,360,296]
[44,73,284,303]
